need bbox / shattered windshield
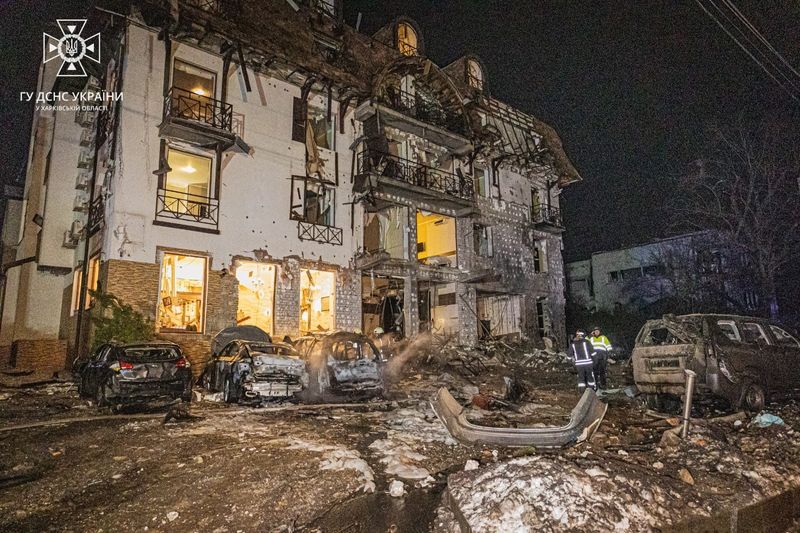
[249,344,297,358]
[122,347,180,361]
[638,316,701,346]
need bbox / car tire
[740,381,766,412]
[223,377,239,404]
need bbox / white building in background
[2,0,582,373]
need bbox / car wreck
[74,342,192,407]
[203,327,308,403]
[632,314,800,411]
[297,331,386,402]
[432,387,607,448]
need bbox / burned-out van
[632,314,800,411]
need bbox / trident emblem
[43,19,100,77]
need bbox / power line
[694,0,800,102]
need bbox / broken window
[473,166,489,198]
[716,320,741,343]
[536,297,551,338]
[741,322,770,347]
[609,271,619,282]
[416,211,457,266]
[621,267,642,281]
[311,0,336,17]
[534,240,547,273]
[163,148,214,219]
[364,206,408,259]
[473,224,493,258]
[770,325,800,347]
[640,327,688,346]
[300,269,335,334]
[158,253,207,332]
[466,60,484,91]
[290,175,335,226]
[292,98,333,150]
[477,294,521,338]
[430,284,458,334]
[531,188,542,218]
[70,254,100,315]
[397,22,418,56]
[236,262,276,336]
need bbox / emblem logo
[43,19,100,77]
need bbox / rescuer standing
[589,326,612,389]
[570,330,596,390]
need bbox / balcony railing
[163,87,233,133]
[380,88,468,137]
[156,188,219,227]
[87,196,104,236]
[297,220,343,245]
[357,148,474,201]
[532,205,563,228]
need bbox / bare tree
[672,122,800,320]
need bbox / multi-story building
[2,0,581,372]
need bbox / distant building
[566,232,758,314]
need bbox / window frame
[716,320,742,343]
[396,22,419,56]
[171,58,217,99]
[157,251,209,334]
[740,321,772,347]
[290,175,337,228]
[473,223,493,258]
[770,325,800,348]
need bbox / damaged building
[1,0,580,372]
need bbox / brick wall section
[456,282,478,346]
[103,259,161,321]
[0,345,11,368]
[274,259,301,339]
[335,268,361,332]
[11,339,67,374]
[205,268,238,334]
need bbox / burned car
[298,331,386,402]
[202,339,308,403]
[632,314,800,411]
[75,342,192,406]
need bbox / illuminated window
[163,148,213,218]
[397,22,418,56]
[158,253,207,332]
[172,59,215,98]
[467,60,484,90]
[416,211,457,265]
[236,262,276,335]
[300,269,335,334]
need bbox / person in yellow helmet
[589,326,612,389]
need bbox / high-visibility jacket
[590,335,612,352]
[571,339,594,366]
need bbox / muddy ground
[1,347,800,532]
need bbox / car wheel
[223,377,239,404]
[741,382,766,412]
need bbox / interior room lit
[236,262,276,335]
[158,253,207,332]
[416,211,457,265]
[172,59,215,97]
[164,148,212,214]
[299,269,335,334]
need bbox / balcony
[159,87,249,153]
[297,221,343,245]
[532,205,564,231]
[354,91,471,152]
[87,196,104,236]
[154,188,219,233]
[355,148,474,210]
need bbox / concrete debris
[464,459,480,471]
[166,511,179,522]
[678,468,695,485]
[388,480,405,498]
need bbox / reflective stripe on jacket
[571,339,594,366]
[590,335,612,351]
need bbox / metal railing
[87,196,104,236]
[357,148,474,201]
[532,205,563,228]
[164,87,233,133]
[156,188,219,227]
[297,220,343,245]
[380,88,468,137]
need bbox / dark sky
[2,1,798,261]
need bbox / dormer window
[397,22,418,56]
[467,60,484,91]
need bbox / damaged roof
[107,0,581,185]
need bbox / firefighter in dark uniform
[570,330,596,391]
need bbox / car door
[738,320,782,393]
[216,342,240,388]
[83,345,111,396]
[768,324,800,396]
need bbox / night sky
[2,1,798,261]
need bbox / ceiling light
[180,165,197,174]
[192,88,207,96]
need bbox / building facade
[2,0,580,372]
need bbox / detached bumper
[431,387,607,448]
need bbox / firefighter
[570,330,596,391]
[589,326,612,389]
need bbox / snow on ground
[287,438,376,493]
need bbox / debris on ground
[753,413,785,428]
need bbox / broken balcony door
[363,205,408,259]
[362,275,404,336]
[477,294,522,339]
[300,269,335,334]
[235,262,276,336]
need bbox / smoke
[383,332,433,384]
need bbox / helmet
[373,327,385,335]
[575,330,585,337]
[353,328,362,335]
[591,326,601,333]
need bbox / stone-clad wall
[335,269,362,333]
[273,259,301,339]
